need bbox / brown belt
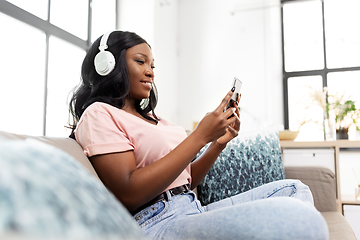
[131,184,190,215]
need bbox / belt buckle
[169,188,176,196]
[169,184,190,196]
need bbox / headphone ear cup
[94,50,116,76]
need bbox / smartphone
[226,77,242,110]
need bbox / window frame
[281,0,360,129]
[0,0,118,136]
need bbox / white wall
[117,0,155,45]
[153,0,179,123]
[118,0,179,123]
[177,0,283,131]
[118,0,284,132]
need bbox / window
[287,75,325,141]
[283,0,324,72]
[325,0,360,68]
[282,0,360,140]
[6,0,48,20]
[50,0,89,40]
[0,0,116,137]
[0,13,46,136]
[91,0,117,42]
[46,36,86,137]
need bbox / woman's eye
[151,66,155,69]
[135,60,144,64]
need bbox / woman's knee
[290,179,314,204]
[269,179,314,204]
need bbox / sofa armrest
[285,166,337,212]
[0,130,99,179]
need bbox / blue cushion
[0,138,145,239]
[197,126,285,206]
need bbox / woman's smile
[140,80,153,90]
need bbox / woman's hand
[193,90,240,145]
[216,94,241,145]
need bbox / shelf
[342,194,360,205]
[342,200,360,205]
[280,140,360,148]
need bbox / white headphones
[94,31,115,76]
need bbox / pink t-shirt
[75,102,191,190]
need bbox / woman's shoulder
[79,102,130,125]
[84,102,123,116]
[77,102,127,131]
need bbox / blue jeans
[133,179,329,240]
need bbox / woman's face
[126,43,155,100]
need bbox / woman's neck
[122,99,157,125]
[123,99,137,115]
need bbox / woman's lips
[141,81,152,89]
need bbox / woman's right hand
[193,90,238,145]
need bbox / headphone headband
[98,31,112,51]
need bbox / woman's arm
[90,90,237,212]
[91,131,205,212]
[190,98,241,188]
[190,141,226,189]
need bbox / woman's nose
[145,68,154,78]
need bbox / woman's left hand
[216,94,241,145]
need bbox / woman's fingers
[232,111,241,131]
[215,90,233,113]
[227,125,238,137]
[216,125,239,145]
[237,93,241,103]
[224,107,236,119]
[232,96,241,131]
[226,109,240,128]
[195,90,240,144]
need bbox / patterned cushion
[0,138,145,240]
[197,126,285,206]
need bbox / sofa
[0,129,356,240]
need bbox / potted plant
[297,86,359,140]
[327,94,359,139]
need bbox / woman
[69,30,328,240]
